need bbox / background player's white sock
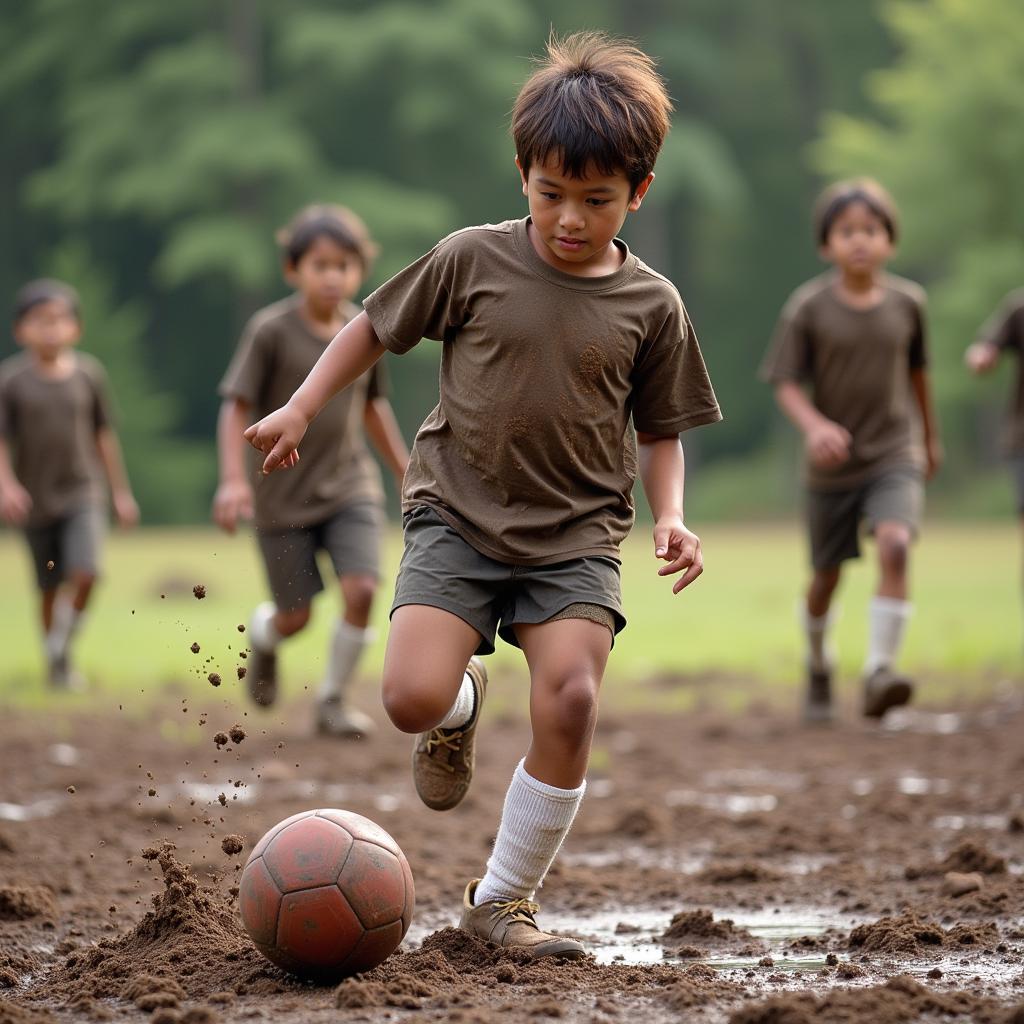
[474,759,585,905]
[250,601,283,653]
[317,620,374,701]
[864,596,912,674]
[47,601,83,660]
[802,605,836,672]
[437,671,477,729]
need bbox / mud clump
[847,912,999,955]
[192,585,206,600]
[906,839,1007,879]
[698,862,783,884]
[228,725,245,745]
[213,732,229,749]
[220,835,244,857]
[0,886,57,922]
[662,909,762,952]
[190,643,200,654]
[207,673,221,688]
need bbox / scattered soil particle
[662,909,762,952]
[207,674,221,688]
[190,643,200,655]
[0,886,57,921]
[45,560,54,571]
[236,625,245,633]
[220,836,244,857]
[66,786,75,794]
[228,726,245,745]
[213,733,229,749]
[236,667,246,680]
[192,585,206,600]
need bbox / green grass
[0,521,1018,711]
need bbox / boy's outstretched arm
[0,437,32,524]
[96,426,140,527]
[773,380,851,468]
[363,397,410,484]
[212,397,255,533]
[245,311,386,474]
[636,432,703,593]
[910,368,943,479]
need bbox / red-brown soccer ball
[238,808,414,980]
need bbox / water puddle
[666,789,778,815]
[932,812,1009,831]
[883,709,963,735]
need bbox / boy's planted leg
[248,603,310,707]
[47,570,96,691]
[461,616,611,959]
[803,566,840,723]
[383,604,486,811]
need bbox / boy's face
[14,299,81,361]
[518,154,653,274]
[286,235,363,316]
[820,201,893,275]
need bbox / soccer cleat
[459,879,585,960]
[803,664,834,724]
[247,645,278,708]
[862,665,913,718]
[315,695,375,739]
[412,656,487,811]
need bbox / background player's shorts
[256,499,382,612]
[24,505,105,589]
[806,465,923,571]
[1008,454,1024,515]
[393,504,625,656]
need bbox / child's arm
[773,381,852,468]
[636,432,703,594]
[95,427,140,527]
[910,368,943,479]
[363,398,410,484]
[212,398,256,533]
[0,437,32,525]
[245,312,385,474]
[964,340,1001,375]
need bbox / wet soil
[1,671,1023,1022]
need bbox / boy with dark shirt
[246,33,720,957]
[0,279,139,688]
[762,180,942,723]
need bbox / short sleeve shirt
[363,218,721,565]
[0,352,113,525]
[219,295,386,530]
[760,273,929,490]
[975,289,1024,454]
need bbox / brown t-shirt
[975,289,1024,454]
[0,352,113,526]
[219,295,386,530]
[363,218,721,565]
[760,273,929,490]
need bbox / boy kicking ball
[245,33,720,957]
[762,180,942,723]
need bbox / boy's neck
[28,348,76,378]
[833,266,885,308]
[297,297,346,339]
[525,220,624,278]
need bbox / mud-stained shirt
[0,352,113,526]
[975,289,1024,454]
[760,273,929,490]
[363,217,721,565]
[219,295,386,530]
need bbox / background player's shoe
[48,651,85,692]
[412,656,487,811]
[459,880,585,960]
[247,645,278,707]
[315,695,375,739]
[803,664,834,724]
[862,665,913,718]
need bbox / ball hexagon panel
[238,855,282,946]
[263,815,354,892]
[250,809,312,859]
[338,839,406,930]
[341,919,407,975]
[317,808,401,856]
[275,885,363,969]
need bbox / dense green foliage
[0,1,1016,521]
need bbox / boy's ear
[281,258,299,287]
[515,155,528,196]
[628,172,656,212]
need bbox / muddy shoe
[412,656,487,811]
[803,665,834,724]
[315,695,375,739]
[459,879,585,960]
[247,645,278,708]
[862,665,913,718]
[48,652,85,693]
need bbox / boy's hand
[654,516,703,593]
[113,490,140,528]
[806,419,852,468]
[965,341,999,375]
[212,479,255,534]
[243,404,307,475]
[0,482,32,525]
[925,437,944,480]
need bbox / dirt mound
[0,887,57,922]
[0,1000,57,1023]
[662,909,763,952]
[906,839,1008,879]
[847,912,1000,954]
[697,861,783,884]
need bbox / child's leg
[866,519,913,674]
[804,565,841,671]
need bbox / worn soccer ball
[238,808,414,980]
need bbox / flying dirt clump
[192,585,206,600]
[208,673,221,688]
[221,836,244,857]
[213,733,229,749]
[228,725,245,745]
[190,643,200,654]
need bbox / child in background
[245,33,720,957]
[762,180,942,723]
[0,279,139,688]
[214,205,409,737]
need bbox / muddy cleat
[412,656,487,811]
[48,651,86,692]
[315,695,375,739]
[247,645,278,708]
[459,879,585,960]
[862,665,913,718]
[803,665,834,724]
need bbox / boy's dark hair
[512,31,672,193]
[276,204,380,271]
[815,178,899,246]
[13,279,81,324]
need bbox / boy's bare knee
[341,575,376,618]
[876,525,910,573]
[547,670,600,746]
[276,607,311,637]
[381,673,450,734]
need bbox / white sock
[864,597,912,674]
[250,602,283,653]
[317,621,374,700]
[802,604,836,672]
[47,601,82,659]
[437,671,477,730]
[474,760,586,905]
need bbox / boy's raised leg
[803,567,840,723]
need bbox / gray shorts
[392,505,625,656]
[807,466,924,571]
[24,506,105,590]
[256,500,382,612]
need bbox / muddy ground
[1,660,1023,1023]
